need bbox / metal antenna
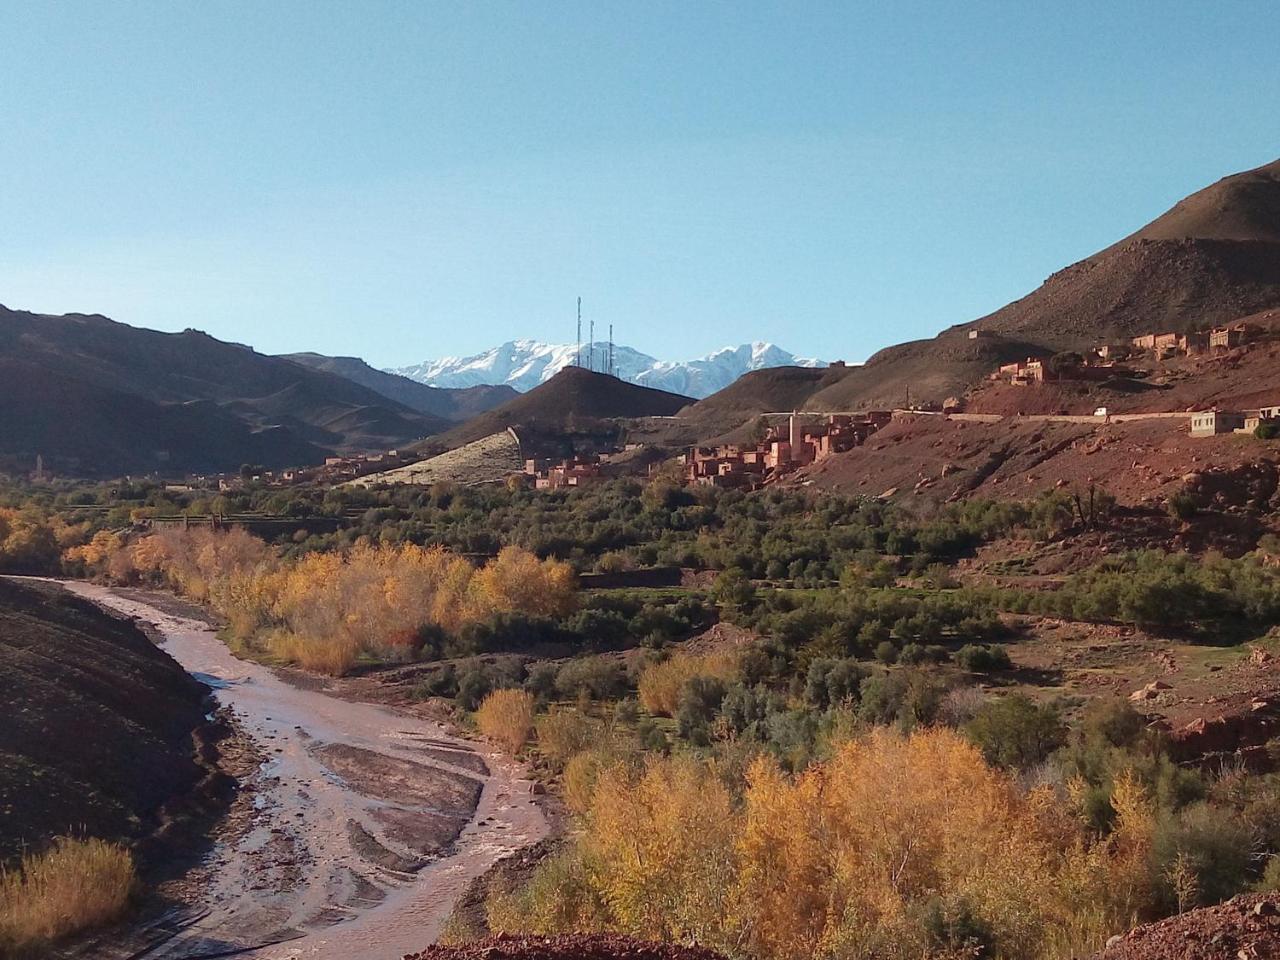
[589,318,595,372]
[609,323,614,377]
[576,297,581,368]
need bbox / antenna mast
[576,297,581,368]
[609,324,614,377]
[589,318,595,373]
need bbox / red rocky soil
[1094,894,1280,960]
[404,934,727,960]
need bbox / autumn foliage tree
[492,727,1161,960]
[93,529,577,676]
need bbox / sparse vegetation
[476,689,537,755]
[0,838,135,952]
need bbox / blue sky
[1,2,1277,369]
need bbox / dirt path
[63,583,549,960]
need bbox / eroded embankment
[62,583,549,960]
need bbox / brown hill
[678,364,855,429]
[0,578,210,863]
[0,306,448,476]
[965,308,1280,418]
[807,157,1280,411]
[428,367,693,455]
[0,356,324,477]
[284,352,516,421]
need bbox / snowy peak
[390,341,824,399]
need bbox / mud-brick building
[1190,410,1245,436]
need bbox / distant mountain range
[285,353,516,420]
[0,307,481,477]
[390,340,826,398]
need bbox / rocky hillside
[805,157,1280,411]
[1094,893,1280,960]
[0,306,447,476]
[0,579,211,863]
[425,367,693,455]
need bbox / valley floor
[60,584,549,960]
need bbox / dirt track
[63,583,549,960]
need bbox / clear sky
[1,2,1277,369]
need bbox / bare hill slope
[809,157,1280,411]
[0,306,446,475]
[0,579,210,862]
[431,367,692,453]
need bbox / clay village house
[1132,321,1261,359]
[1191,404,1280,437]
[524,456,605,490]
[681,412,890,489]
[992,354,1129,386]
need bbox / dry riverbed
[61,583,549,960]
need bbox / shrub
[676,676,728,746]
[485,845,608,934]
[1167,490,1198,521]
[955,643,1012,673]
[964,694,1066,769]
[803,658,867,709]
[412,663,458,700]
[266,628,360,676]
[937,685,987,727]
[475,689,536,755]
[1153,802,1256,908]
[637,652,739,717]
[858,669,948,731]
[711,568,756,609]
[0,837,135,951]
[1256,420,1280,441]
[874,640,899,664]
[536,707,596,771]
[555,657,628,701]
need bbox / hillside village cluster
[679,411,893,489]
[93,319,1280,496]
[984,320,1280,437]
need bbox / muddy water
[64,583,549,960]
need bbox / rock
[1106,934,1123,949]
[1255,900,1278,916]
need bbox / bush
[555,657,629,701]
[858,668,948,731]
[711,568,756,609]
[1256,420,1280,441]
[1153,802,1256,909]
[0,837,135,951]
[412,663,458,700]
[1167,490,1198,521]
[964,694,1065,769]
[536,707,596,771]
[637,652,738,717]
[475,689,536,754]
[803,658,866,709]
[955,644,1012,673]
[676,676,728,745]
[457,667,495,711]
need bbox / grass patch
[0,837,135,952]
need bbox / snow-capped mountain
[390,340,825,398]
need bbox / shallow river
[63,583,549,960]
